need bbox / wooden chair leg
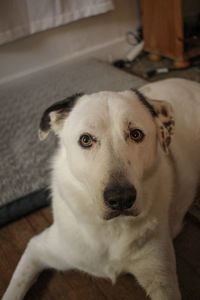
[174,58,190,69]
[148,53,161,62]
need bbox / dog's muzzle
[104,183,137,215]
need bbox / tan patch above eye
[161,106,168,117]
[127,160,131,166]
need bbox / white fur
[3,78,200,300]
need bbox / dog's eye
[79,133,95,148]
[130,129,144,143]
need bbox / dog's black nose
[104,184,137,210]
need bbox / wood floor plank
[40,207,53,224]
[25,209,51,233]
[94,274,149,300]
[0,218,33,274]
[0,210,50,299]
[0,243,13,295]
[176,255,200,300]
[56,271,108,300]
[174,221,200,274]
[0,218,34,297]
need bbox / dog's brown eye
[130,129,144,143]
[79,133,95,148]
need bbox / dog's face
[39,90,174,221]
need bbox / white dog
[3,78,200,300]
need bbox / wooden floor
[0,208,200,300]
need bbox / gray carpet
[0,58,145,212]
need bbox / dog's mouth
[104,209,139,221]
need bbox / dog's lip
[104,209,139,221]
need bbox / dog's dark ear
[148,99,175,153]
[39,93,83,140]
[132,89,174,153]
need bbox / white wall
[0,0,140,83]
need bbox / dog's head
[39,90,174,221]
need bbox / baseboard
[0,188,50,227]
[0,37,128,85]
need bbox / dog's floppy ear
[149,98,175,153]
[133,89,175,153]
[39,93,83,140]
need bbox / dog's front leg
[2,226,65,300]
[128,237,181,300]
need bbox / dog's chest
[73,231,133,281]
[63,222,145,281]
[57,216,158,281]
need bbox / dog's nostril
[108,199,120,209]
[126,197,134,209]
